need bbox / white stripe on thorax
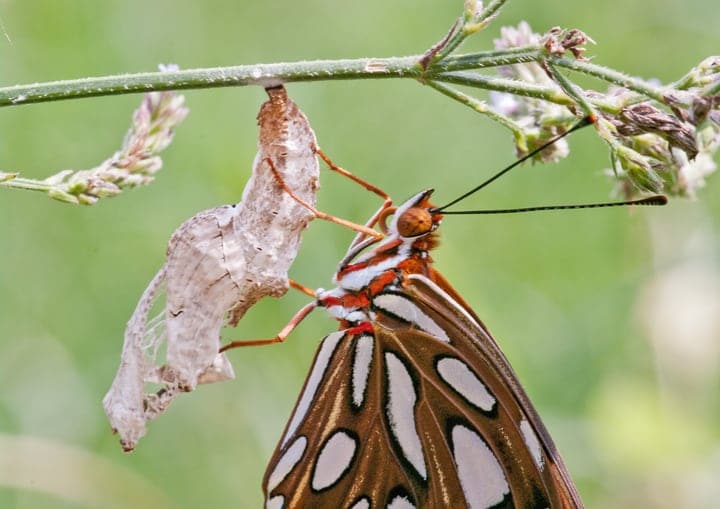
[338,252,406,291]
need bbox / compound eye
[396,207,433,237]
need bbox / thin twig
[544,62,599,118]
[549,56,677,105]
[424,80,524,135]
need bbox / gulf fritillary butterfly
[258,189,583,509]
[222,118,665,508]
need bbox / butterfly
[260,188,584,509]
[221,119,663,508]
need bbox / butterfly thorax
[317,189,442,327]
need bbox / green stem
[431,47,544,73]
[433,0,510,62]
[0,177,53,192]
[549,56,676,105]
[424,80,524,135]
[669,69,698,91]
[0,49,552,108]
[544,62,598,118]
[0,46,662,109]
[434,71,571,103]
[473,0,507,26]
[0,57,422,107]
[0,50,682,110]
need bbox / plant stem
[0,57,418,107]
[432,0,510,63]
[549,56,678,105]
[0,49,665,109]
[431,47,544,73]
[544,62,598,119]
[424,80,524,135]
[0,177,53,192]
[435,71,571,103]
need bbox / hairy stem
[424,80,524,134]
[549,56,677,105]
[0,49,677,109]
[431,47,544,73]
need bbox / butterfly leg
[315,148,391,206]
[315,148,394,248]
[220,300,317,352]
[289,279,317,298]
[266,157,384,241]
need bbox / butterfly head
[384,189,443,240]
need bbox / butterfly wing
[263,273,583,509]
[397,273,584,508]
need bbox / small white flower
[675,148,717,198]
[488,91,521,116]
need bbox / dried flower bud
[612,103,698,159]
[614,145,664,193]
[77,194,99,205]
[541,27,594,60]
[47,188,80,204]
[20,65,190,205]
[682,56,720,88]
[604,94,719,198]
[464,0,483,19]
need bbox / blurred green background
[1,1,718,508]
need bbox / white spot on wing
[374,294,449,342]
[266,436,307,492]
[387,494,416,509]
[312,430,357,490]
[282,331,344,446]
[385,352,427,479]
[350,497,370,509]
[452,425,509,508]
[436,357,496,411]
[352,335,374,407]
[266,495,284,509]
[520,419,544,471]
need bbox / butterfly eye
[396,207,434,237]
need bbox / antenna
[439,195,667,215]
[433,115,596,213]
